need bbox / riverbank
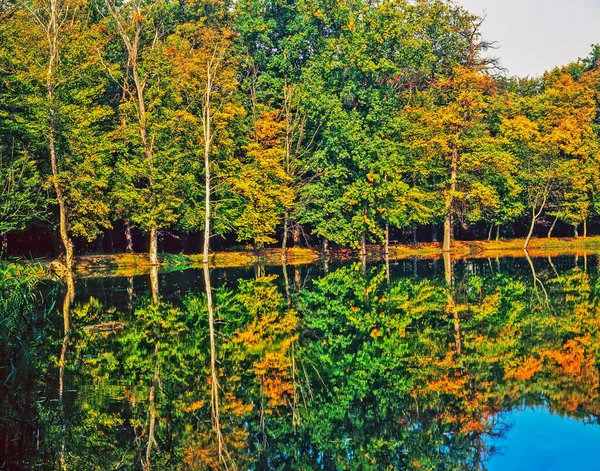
[386,236,600,260]
[10,236,600,276]
[72,247,320,276]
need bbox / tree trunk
[360,206,368,259]
[202,56,215,266]
[584,219,588,238]
[487,224,493,241]
[0,233,6,259]
[360,231,367,257]
[127,276,134,312]
[384,224,390,282]
[322,237,329,254]
[384,224,389,256]
[282,261,290,305]
[443,215,452,252]
[149,227,158,265]
[47,20,74,272]
[204,261,223,460]
[547,216,558,239]
[144,343,159,471]
[443,148,458,252]
[360,231,367,272]
[524,249,549,302]
[282,213,289,261]
[119,17,157,266]
[292,224,300,246]
[524,209,537,249]
[59,275,73,471]
[443,251,461,355]
[496,224,500,241]
[294,266,301,288]
[574,225,579,238]
[96,234,104,253]
[150,265,159,305]
[412,227,418,246]
[432,224,438,243]
[125,218,134,253]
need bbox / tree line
[2,0,600,264]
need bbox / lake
[3,253,600,470]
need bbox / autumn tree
[105,0,186,264]
[168,20,242,260]
[407,66,499,251]
[9,0,114,270]
[502,71,597,248]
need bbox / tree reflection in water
[3,255,600,469]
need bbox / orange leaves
[232,277,299,409]
[426,373,468,395]
[261,375,295,407]
[461,419,485,434]
[184,427,249,470]
[370,326,382,338]
[253,109,286,148]
[505,356,543,381]
[542,338,590,377]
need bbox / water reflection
[2,255,600,469]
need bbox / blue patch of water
[486,407,600,471]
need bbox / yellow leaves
[222,392,253,416]
[467,182,501,218]
[500,115,539,143]
[183,400,206,412]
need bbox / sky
[455,0,600,78]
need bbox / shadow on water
[3,252,600,469]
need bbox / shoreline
[7,236,600,276]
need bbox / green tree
[0,152,46,255]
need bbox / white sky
[455,0,600,77]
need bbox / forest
[2,0,600,266]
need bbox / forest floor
[62,235,600,275]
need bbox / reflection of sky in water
[486,407,600,471]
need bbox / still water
[3,254,600,470]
